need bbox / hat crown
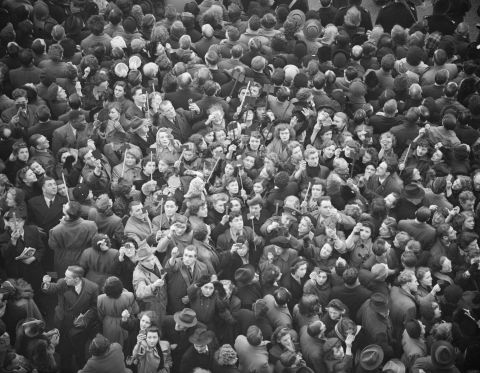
[178,308,196,323]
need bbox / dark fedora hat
[188,327,214,346]
[173,308,198,328]
[401,183,425,203]
[431,341,455,369]
[360,344,384,371]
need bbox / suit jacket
[27,120,64,143]
[28,194,68,232]
[165,258,209,313]
[42,277,99,330]
[156,110,198,143]
[124,103,146,121]
[52,123,94,154]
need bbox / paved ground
[309,0,479,42]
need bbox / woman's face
[452,178,463,191]
[279,129,290,142]
[381,137,393,150]
[225,164,234,176]
[204,132,214,144]
[291,146,303,161]
[158,161,168,173]
[467,239,479,253]
[6,191,15,207]
[433,303,442,319]
[384,193,397,208]
[362,152,372,164]
[323,145,336,159]
[201,282,214,297]
[227,180,239,195]
[249,136,260,150]
[295,264,307,278]
[314,271,328,286]
[464,216,475,230]
[431,150,443,162]
[321,131,333,142]
[320,243,333,259]
[215,130,226,143]
[298,218,311,234]
[140,315,152,331]
[279,333,292,349]
[214,199,226,214]
[124,153,137,167]
[157,132,171,147]
[359,226,372,240]
[24,169,37,183]
[230,200,241,212]
[365,164,376,177]
[311,184,323,198]
[379,222,391,238]
[144,161,156,175]
[253,182,264,195]
[333,345,345,360]
[109,107,120,120]
[17,148,29,162]
[243,156,255,170]
[114,84,125,99]
[237,244,248,257]
[420,271,432,287]
[416,146,428,157]
[197,203,208,218]
[146,331,159,348]
[328,308,342,321]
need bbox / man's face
[319,201,334,217]
[71,115,87,130]
[183,249,196,267]
[230,216,243,231]
[36,136,50,150]
[376,162,388,177]
[460,198,475,212]
[164,201,177,217]
[311,184,323,198]
[279,129,290,142]
[249,204,261,217]
[15,96,28,109]
[162,103,176,120]
[114,84,125,98]
[408,276,419,292]
[24,169,37,183]
[43,179,57,196]
[249,137,260,150]
[64,270,77,286]
[306,151,319,167]
[130,204,145,220]
[333,115,345,129]
[133,88,146,105]
[30,161,45,175]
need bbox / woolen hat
[173,308,198,328]
[360,344,384,371]
[431,341,455,369]
[189,327,214,345]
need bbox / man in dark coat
[299,321,327,373]
[26,105,64,142]
[179,328,216,373]
[42,265,99,373]
[164,72,203,110]
[375,0,417,33]
[165,245,209,314]
[157,100,202,143]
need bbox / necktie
[189,266,194,279]
[48,199,52,208]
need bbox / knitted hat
[217,344,238,366]
[371,263,388,281]
[284,64,299,83]
[143,62,158,78]
[111,35,127,50]
[303,19,322,41]
[405,319,421,339]
[73,183,90,203]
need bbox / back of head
[246,325,262,346]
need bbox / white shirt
[75,282,82,295]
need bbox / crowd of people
[0,0,479,372]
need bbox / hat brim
[188,330,214,345]
[174,312,198,328]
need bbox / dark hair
[298,294,320,317]
[103,276,124,299]
[415,206,431,223]
[342,267,358,285]
[273,287,291,306]
[87,15,105,35]
[65,201,82,220]
[18,48,34,66]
